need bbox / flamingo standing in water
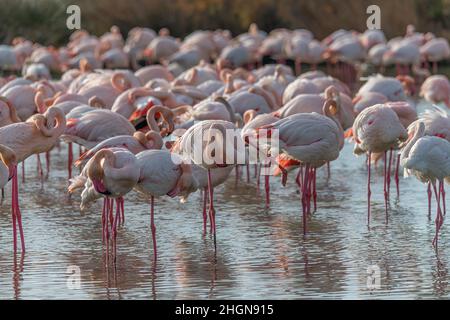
[0,107,66,252]
[401,122,450,248]
[404,108,450,218]
[134,150,198,260]
[260,99,343,234]
[172,119,241,247]
[69,147,141,260]
[352,104,408,224]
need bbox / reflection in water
[1,112,450,298]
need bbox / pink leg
[395,153,400,197]
[383,151,388,222]
[11,168,18,253]
[207,169,216,248]
[246,164,250,183]
[45,151,51,176]
[21,160,25,183]
[109,198,114,227]
[68,142,73,179]
[301,164,310,235]
[312,168,317,212]
[368,152,372,225]
[387,149,393,198]
[305,167,311,216]
[102,198,107,243]
[441,182,446,216]
[36,154,43,179]
[104,197,110,264]
[120,197,125,225]
[264,172,270,208]
[202,187,208,234]
[428,182,432,219]
[12,167,25,252]
[150,196,157,261]
[326,162,331,180]
[432,182,443,248]
[257,164,261,188]
[112,199,121,260]
[295,168,302,188]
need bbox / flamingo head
[87,149,112,195]
[0,144,17,181]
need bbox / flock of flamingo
[1,24,450,263]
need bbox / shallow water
[1,131,450,300]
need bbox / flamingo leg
[312,168,317,213]
[395,153,400,197]
[264,166,270,208]
[112,199,121,261]
[68,142,73,179]
[150,196,157,261]
[438,180,445,230]
[36,154,43,180]
[202,187,208,234]
[120,197,125,225]
[45,151,51,177]
[428,182,432,219]
[21,160,25,184]
[207,168,216,249]
[441,182,446,216]
[109,198,114,227]
[387,149,393,198]
[326,162,331,181]
[12,166,25,253]
[295,167,302,188]
[246,164,250,183]
[11,169,18,253]
[257,164,261,188]
[104,197,110,264]
[368,152,372,225]
[307,166,313,216]
[432,181,443,248]
[301,164,310,235]
[383,151,388,222]
[102,198,107,243]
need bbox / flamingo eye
[368,120,374,125]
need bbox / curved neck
[215,97,236,124]
[146,105,175,135]
[401,121,425,163]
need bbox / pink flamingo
[352,104,408,224]
[173,119,241,247]
[0,107,66,252]
[401,122,450,248]
[420,75,450,108]
[260,100,344,234]
[405,108,450,217]
[69,148,141,260]
[134,150,198,260]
